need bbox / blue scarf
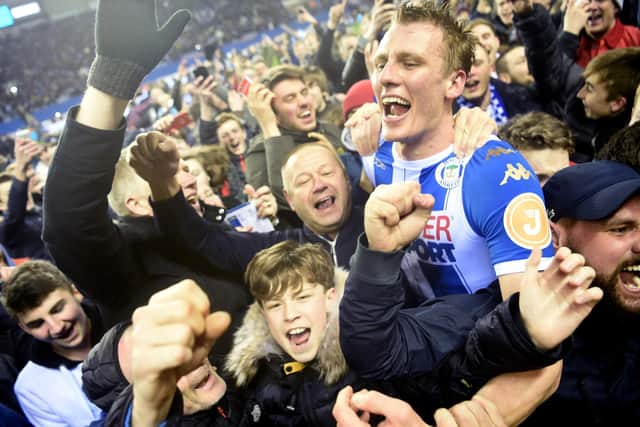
[457,83,509,125]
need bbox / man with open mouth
[523,160,640,425]
[1,260,105,426]
[559,0,640,68]
[360,1,554,303]
[244,64,344,229]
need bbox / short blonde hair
[107,148,151,217]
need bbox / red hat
[342,80,375,121]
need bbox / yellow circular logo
[503,193,551,249]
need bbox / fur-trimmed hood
[225,267,349,388]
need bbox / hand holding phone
[192,65,210,81]
[237,77,253,97]
[163,112,193,134]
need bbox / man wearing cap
[524,160,640,425]
[560,0,640,68]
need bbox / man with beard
[523,160,640,425]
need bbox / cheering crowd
[0,0,639,425]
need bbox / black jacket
[0,178,51,260]
[514,4,632,162]
[522,299,640,426]
[43,107,253,359]
[341,236,568,421]
[151,189,364,272]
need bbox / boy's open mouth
[287,327,311,346]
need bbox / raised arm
[43,0,190,318]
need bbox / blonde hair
[395,0,475,75]
[107,148,151,217]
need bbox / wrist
[88,55,149,101]
[149,177,181,202]
[259,120,281,139]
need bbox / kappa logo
[503,193,551,249]
[500,163,531,186]
[485,147,515,160]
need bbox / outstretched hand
[519,247,602,351]
[333,386,507,427]
[364,182,434,253]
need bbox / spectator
[1,260,105,426]
[521,160,640,425]
[496,44,535,86]
[560,0,640,68]
[245,64,343,228]
[304,65,344,127]
[492,0,517,43]
[82,281,238,425]
[514,1,640,161]
[468,18,501,68]
[0,138,51,261]
[43,0,253,361]
[499,112,574,185]
[457,42,542,125]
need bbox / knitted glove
[87,0,191,100]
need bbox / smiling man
[523,160,640,425]
[513,0,640,161]
[363,1,553,302]
[561,0,640,68]
[457,42,541,125]
[245,65,344,228]
[1,260,104,426]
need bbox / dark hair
[596,120,640,171]
[1,260,74,318]
[262,64,305,92]
[245,241,334,304]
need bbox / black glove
[87,0,191,100]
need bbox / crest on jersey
[435,157,463,189]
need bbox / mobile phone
[192,65,210,81]
[237,77,253,96]
[15,129,39,142]
[163,112,193,134]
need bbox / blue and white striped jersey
[363,137,554,301]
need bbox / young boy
[226,240,355,426]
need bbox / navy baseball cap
[543,160,640,222]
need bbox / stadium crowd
[0,0,639,425]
